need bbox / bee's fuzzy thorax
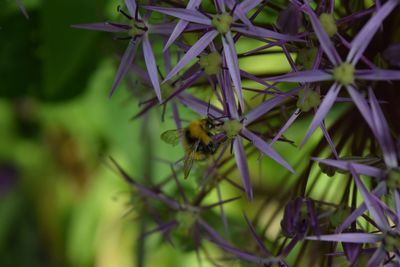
[187,120,212,144]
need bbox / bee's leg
[206,142,217,154]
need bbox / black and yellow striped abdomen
[183,120,218,160]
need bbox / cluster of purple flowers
[74,0,400,266]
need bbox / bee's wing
[183,140,200,179]
[160,129,184,146]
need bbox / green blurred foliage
[0,0,108,101]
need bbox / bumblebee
[161,118,221,178]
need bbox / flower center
[199,52,222,75]
[212,12,233,34]
[222,120,242,138]
[332,63,355,86]
[297,89,320,112]
[319,13,337,37]
[128,21,147,37]
[161,83,174,99]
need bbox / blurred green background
[0,1,185,266]
[0,0,345,266]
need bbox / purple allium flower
[72,0,177,101]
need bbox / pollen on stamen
[199,52,222,75]
[223,120,242,139]
[212,12,233,34]
[128,21,147,37]
[297,89,320,112]
[319,13,337,38]
[161,83,174,99]
[332,63,355,86]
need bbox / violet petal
[301,82,341,146]
[222,32,245,111]
[366,247,386,267]
[243,213,272,256]
[164,30,218,82]
[233,137,253,200]
[71,22,129,33]
[110,38,140,97]
[163,0,202,51]
[349,164,390,231]
[241,128,294,173]
[337,182,386,232]
[271,109,301,145]
[143,35,162,102]
[306,233,382,243]
[125,0,138,17]
[266,70,332,83]
[303,3,341,65]
[356,69,400,81]
[232,26,302,42]
[245,90,297,125]
[368,88,397,167]
[347,0,398,64]
[144,6,212,25]
[178,94,224,118]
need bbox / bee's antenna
[229,140,234,154]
